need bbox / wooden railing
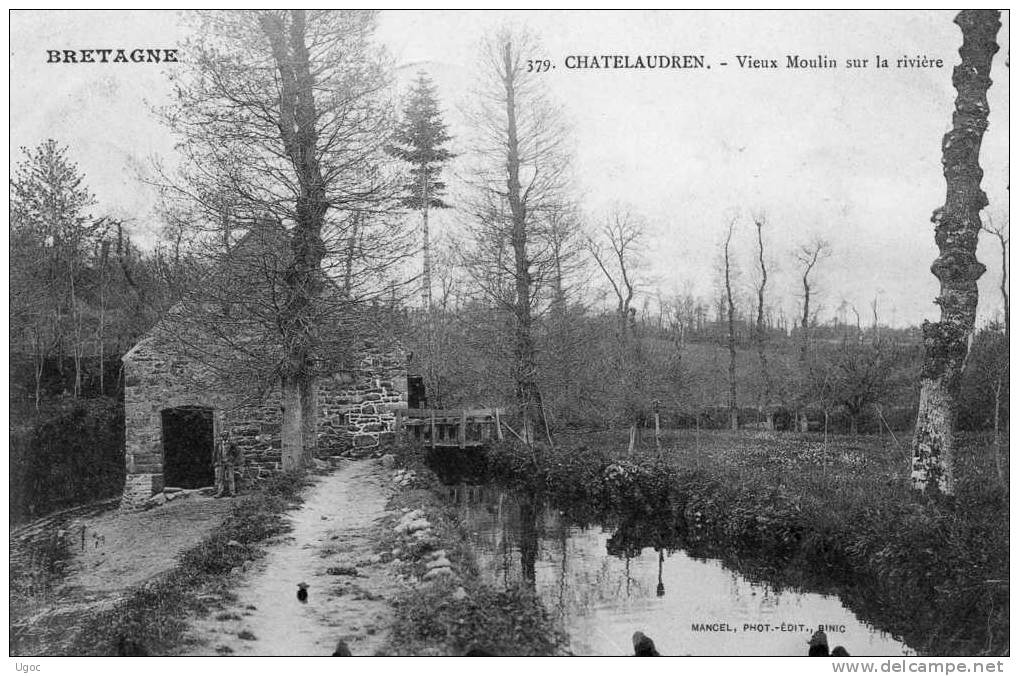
[394,408,505,449]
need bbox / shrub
[388,582,566,656]
[10,397,125,522]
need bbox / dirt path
[11,492,236,655]
[67,495,236,594]
[182,458,401,656]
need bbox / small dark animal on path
[808,629,829,656]
[831,646,850,656]
[116,636,149,656]
[297,582,309,603]
[332,640,352,656]
[464,647,496,656]
[632,631,660,656]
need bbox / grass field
[567,427,1006,518]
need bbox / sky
[9,10,1011,328]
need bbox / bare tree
[912,10,1001,496]
[461,27,574,447]
[723,218,739,432]
[849,302,862,339]
[158,11,406,470]
[794,238,832,357]
[981,213,1009,339]
[980,213,1009,493]
[588,204,651,449]
[539,200,589,424]
[588,205,646,336]
[791,237,831,429]
[752,212,775,418]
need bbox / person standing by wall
[213,430,243,498]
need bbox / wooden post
[394,409,403,438]
[459,409,467,449]
[430,410,436,450]
[495,409,504,441]
[654,413,661,451]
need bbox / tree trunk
[299,375,318,465]
[343,213,359,296]
[724,226,738,432]
[98,265,107,396]
[519,497,538,587]
[70,272,82,398]
[992,371,1005,492]
[421,168,432,309]
[263,11,327,466]
[998,230,1009,341]
[754,218,773,410]
[281,376,303,471]
[800,273,811,366]
[32,331,44,411]
[911,10,999,496]
[502,40,541,446]
[912,376,956,493]
[99,340,104,396]
[33,356,43,411]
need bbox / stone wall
[227,393,285,483]
[122,337,233,508]
[318,351,408,455]
[121,337,407,507]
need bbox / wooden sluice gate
[394,407,505,449]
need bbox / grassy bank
[482,430,1008,657]
[381,445,567,656]
[12,471,309,656]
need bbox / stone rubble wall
[317,352,408,456]
[122,338,407,507]
[122,337,230,509]
[227,393,284,483]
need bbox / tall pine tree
[388,72,455,308]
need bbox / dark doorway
[407,375,427,409]
[161,406,214,489]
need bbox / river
[443,485,916,657]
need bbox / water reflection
[448,485,915,657]
[656,550,665,598]
[519,497,538,587]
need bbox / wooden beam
[396,407,505,419]
[459,409,467,449]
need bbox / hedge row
[10,397,125,522]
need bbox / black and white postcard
[8,9,1010,663]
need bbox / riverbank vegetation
[383,445,567,656]
[478,430,1007,656]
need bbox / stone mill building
[120,223,411,508]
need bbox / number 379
[527,59,553,73]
